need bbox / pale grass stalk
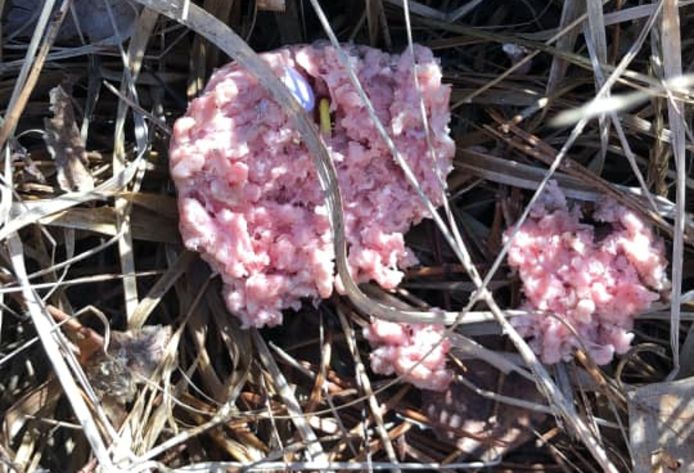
[584,0,610,174]
[0,270,163,294]
[110,4,156,324]
[251,330,328,464]
[0,0,58,147]
[8,233,118,472]
[171,459,498,471]
[336,307,400,469]
[660,0,686,379]
[545,0,582,98]
[581,3,662,212]
[0,148,146,240]
[128,250,196,329]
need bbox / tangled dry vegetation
[0,0,692,472]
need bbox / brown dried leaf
[47,307,171,405]
[43,85,95,193]
[111,325,172,380]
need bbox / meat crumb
[364,320,452,391]
[505,181,668,364]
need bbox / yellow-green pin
[319,98,331,136]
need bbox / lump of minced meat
[364,320,452,391]
[505,181,668,365]
[170,43,455,328]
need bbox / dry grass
[0,1,692,472]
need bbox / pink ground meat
[170,43,455,328]
[364,320,452,391]
[505,182,668,365]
